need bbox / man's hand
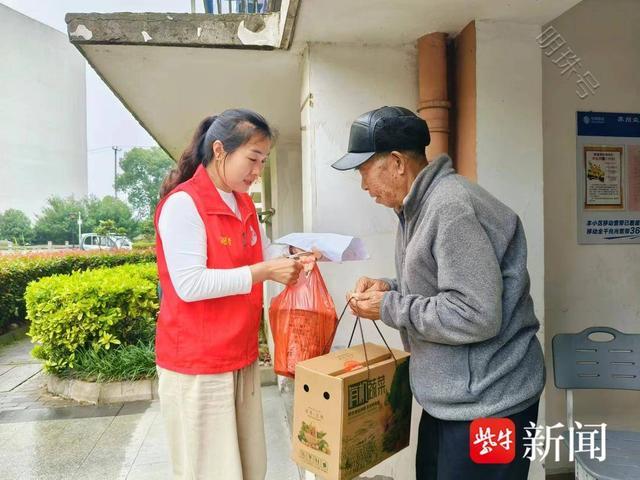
[347,291,386,321]
[346,276,390,307]
[355,276,390,294]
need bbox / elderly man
[332,106,545,480]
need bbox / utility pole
[112,146,121,199]
[77,211,82,249]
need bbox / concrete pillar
[417,32,451,158]
[300,41,419,480]
[453,21,477,180]
[268,142,303,241]
[475,20,545,480]
[300,42,417,354]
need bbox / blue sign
[577,111,640,138]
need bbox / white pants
[157,362,267,480]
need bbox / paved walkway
[0,336,78,411]
[0,337,300,480]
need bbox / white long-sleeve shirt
[158,190,287,302]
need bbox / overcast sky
[1,1,203,198]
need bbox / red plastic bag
[269,263,338,378]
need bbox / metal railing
[203,0,281,14]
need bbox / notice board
[577,111,640,244]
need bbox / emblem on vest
[220,236,232,246]
[249,225,258,247]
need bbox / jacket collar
[401,154,455,221]
[190,164,254,222]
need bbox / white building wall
[0,4,87,219]
[270,141,304,241]
[542,0,640,474]
[301,41,419,349]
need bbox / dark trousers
[416,401,540,480]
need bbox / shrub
[26,263,158,373]
[133,241,155,250]
[0,249,156,331]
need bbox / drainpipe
[417,32,451,159]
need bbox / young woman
[154,109,303,479]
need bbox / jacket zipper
[398,211,409,295]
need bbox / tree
[115,147,174,220]
[136,218,156,241]
[84,196,138,238]
[94,220,127,249]
[31,195,139,245]
[33,196,86,245]
[0,209,33,245]
[95,219,126,236]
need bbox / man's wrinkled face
[357,153,404,209]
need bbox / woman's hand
[289,246,324,261]
[250,258,303,285]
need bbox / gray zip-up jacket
[381,155,545,420]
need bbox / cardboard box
[292,343,412,480]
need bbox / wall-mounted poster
[577,112,640,244]
[584,146,623,208]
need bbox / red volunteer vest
[154,165,264,374]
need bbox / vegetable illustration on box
[298,421,331,455]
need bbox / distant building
[0,4,87,218]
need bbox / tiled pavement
[0,336,79,412]
[0,337,300,480]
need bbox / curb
[47,375,159,404]
[47,365,278,404]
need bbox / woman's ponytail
[159,115,218,199]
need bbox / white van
[81,233,133,251]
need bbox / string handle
[324,297,398,379]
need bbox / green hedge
[132,241,155,250]
[26,262,158,373]
[0,249,156,331]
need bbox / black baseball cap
[331,106,430,171]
